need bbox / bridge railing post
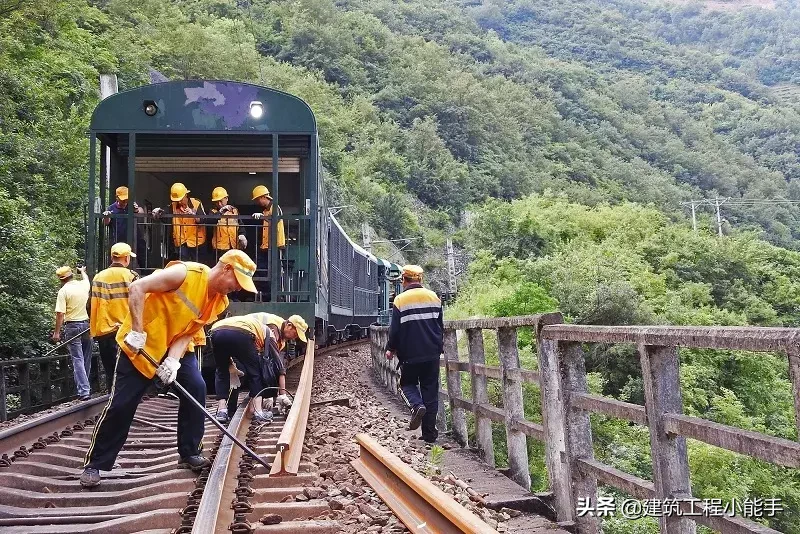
[444,329,468,446]
[787,346,800,441]
[497,326,531,490]
[0,364,6,422]
[639,344,695,534]
[467,327,494,466]
[558,341,600,533]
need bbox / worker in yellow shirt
[53,264,92,400]
[89,243,139,391]
[152,182,207,263]
[80,249,257,488]
[210,313,291,424]
[251,185,285,299]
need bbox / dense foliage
[449,195,800,532]
[2,0,799,530]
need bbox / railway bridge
[0,312,797,533]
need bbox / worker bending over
[209,313,292,424]
[80,250,257,488]
[90,243,139,391]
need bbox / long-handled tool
[139,350,272,470]
[43,327,90,358]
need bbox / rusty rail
[270,343,315,476]
[370,314,797,534]
[351,433,498,534]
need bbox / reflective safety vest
[211,314,271,351]
[250,312,285,351]
[211,206,240,250]
[172,198,207,248]
[259,206,286,250]
[116,261,229,378]
[90,265,138,337]
[188,327,207,353]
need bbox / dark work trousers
[84,351,206,470]
[211,328,265,414]
[399,359,440,442]
[95,332,119,392]
[255,248,272,301]
[177,244,208,266]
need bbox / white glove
[230,371,241,389]
[237,235,248,249]
[151,207,164,218]
[228,362,244,389]
[102,210,112,217]
[252,212,263,220]
[276,394,293,414]
[124,331,147,351]
[156,355,181,384]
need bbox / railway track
[0,338,367,534]
[0,337,501,534]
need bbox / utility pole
[362,223,371,253]
[714,198,727,237]
[690,201,697,233]
[446,238,457,296]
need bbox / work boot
[178,455,211,471]
[408,404,426,431]
[80,467,101,488]
[215,410,230,424]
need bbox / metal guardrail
[1,352,105,422]
[352,433,499,534]
[370,313,798,534]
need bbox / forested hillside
[1,0,799,530]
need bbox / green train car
[86,80,401,346]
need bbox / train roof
[90,80,316,134]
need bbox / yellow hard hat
[56,266,73,279]
[402,265,424,280]
[219,250,257,293]
[170,182,190,202]
[115,186,129,201]
[251,185,272,201]
[287,314,309,343]
[110,242,136,258]
[211,186,229,202]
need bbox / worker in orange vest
[152,182,208,263]
[80,250,257,488]
[251,185,285,299]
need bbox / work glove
[237,235,248,249]
[276,394,293,414]
[252,212,264,220]
[124,331,147,352]
[151,207,164,218]
[229,362,244,389]
[102,210,112,217]
[156,355,181,385]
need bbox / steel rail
[270,342,315,476]
[0,395,109,457]
[351,433,499,534]
[191,400,247,534]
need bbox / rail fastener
[351,433,499,534]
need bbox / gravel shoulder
[305,344,529,533]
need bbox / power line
[682,197,800,236]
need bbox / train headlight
[143,100,158,117]
[249,101,264,119]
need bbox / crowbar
[138,349,272,470]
